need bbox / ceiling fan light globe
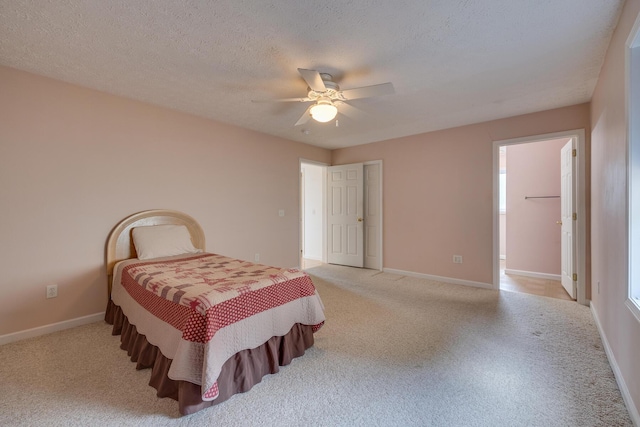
[310,103,338,123]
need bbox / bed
[104,209,325,415]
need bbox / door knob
[556,220,562,225]
[357,217,363,222]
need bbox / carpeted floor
[0,264,633,426]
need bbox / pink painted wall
[332,104,590,286]
[591,0,640,416]
[505,138,568,275]
[0,66,330,336]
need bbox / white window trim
[626,11,640,323]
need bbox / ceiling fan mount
[253,68,394,126]
[306,73,340,101]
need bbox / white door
[327,163,364,267]
[560,139,576,299]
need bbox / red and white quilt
[111,253,325,401]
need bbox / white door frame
[560,138,577,299]
[492,129,587,305]
[364,160,384,271]
[299,159,328,267]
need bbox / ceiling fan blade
[298,68,327,92]
[295,105,312,126]
[340,82,394,100]
[337,102,367,120]
[252,97,312,103]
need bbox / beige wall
[0,66,330,336]
[506,138,567,275]
[591,0,640,416]
[332,104,590,285]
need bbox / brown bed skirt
[104,300,315,416]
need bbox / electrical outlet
[278,209,285,217]
[46,284,58,299]
[254,253,260,262]
[453,255,463,264]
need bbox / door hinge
[572,273,577,281]
[572,149,577,157]
[572,213,577,220]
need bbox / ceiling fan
[255,68,394,126]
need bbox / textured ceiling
[0,1,625,149]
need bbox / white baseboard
[0,312,105,346]
[591,302,640,426]
[383,268,494,290]
[504,268,561,281]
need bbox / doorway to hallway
[299,160,383,271]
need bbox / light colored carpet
[0,264,633,426]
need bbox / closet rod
[524,196,560,200]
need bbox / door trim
[492,129,587,305]
[560,138,577,299]
[299,159,328,268]
[364,160,384,271]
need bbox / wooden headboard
[105,209,206,297]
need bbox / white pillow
[132,225,201,260]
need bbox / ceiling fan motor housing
[307,73,341,101]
